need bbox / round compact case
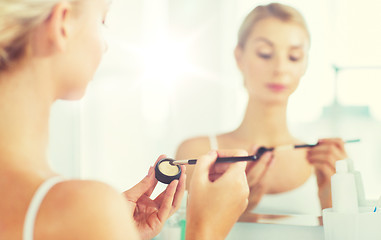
[155,158,182,184]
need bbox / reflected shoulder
[175,136,212,160]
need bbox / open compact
[155,158,182,184]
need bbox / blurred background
[48,0,381,200]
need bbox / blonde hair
[0,0,80,71]
[237,3,310,48]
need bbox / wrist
[186,218,224,240]
[319,187,332,209]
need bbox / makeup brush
[169,139,360,166]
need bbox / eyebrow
[253,37,273,46]
[289,45,304,50]
[253,37,305,49]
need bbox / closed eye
[289,56,300,62]
[258,53,272,59]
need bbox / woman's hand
[307,138,347,208]
[123,155,186,240]
[243,145,274,213]
[186,150,250,240]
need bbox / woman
[176,3,348,216]
[0,0,249,239]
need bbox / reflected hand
[123,155,186,240]
[244,145,274,212]
[307,138,347,208]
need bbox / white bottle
[346,158,367,206]
[331,160,359,213]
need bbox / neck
[0,63,54,174]
[234,97,293,146]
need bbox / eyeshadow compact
[155,158,182,184]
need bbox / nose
[273,55,289,74]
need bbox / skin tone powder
[158,160,180,176]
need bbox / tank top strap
[208,135,219,150]
[23,176,65,240]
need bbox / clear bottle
[331,159,359,213]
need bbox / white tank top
[23,176,64,240]
[208,135,322,216]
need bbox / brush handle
[171,139,360,165]
[181,155,257,165]
[216,155,257,163]
[294,143,317,148]
[172,149,265,165]
[293,139,360,149]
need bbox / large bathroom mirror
[48,0,381,225]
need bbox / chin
[61,88,88,101]
[262,95,289,105]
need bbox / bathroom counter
[226,222,324,240]
[156,213,325,240]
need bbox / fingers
[307,139,347,170]
[318,138,347,156]
[319,138,345,148]
[156,179,179,222]
[212,151,248,191]
[246,151,273,187]
[208,149,248,182]
[210,149,248,175]
[191,151,218,182]
[171,165,186,212]
[153,166,186,220]
[192,149,250,184]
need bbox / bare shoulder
[175,136,212,159]
[36,179,139,240]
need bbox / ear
[234,45,244,72]
[45,2,74,52]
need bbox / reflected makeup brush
[169,139,360,165]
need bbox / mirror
[49,0,381,224]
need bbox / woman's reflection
[176,3,348,217]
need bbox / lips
[267,83,287,92]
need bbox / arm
[186,150,250,240]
